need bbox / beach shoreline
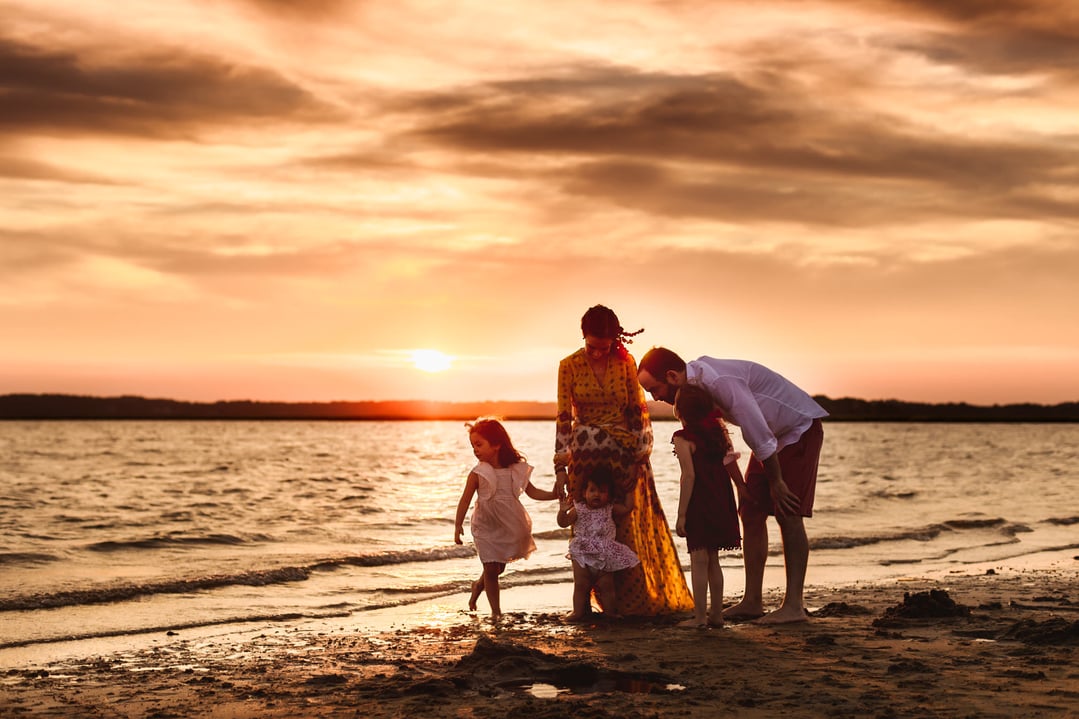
[2,550,1077,718]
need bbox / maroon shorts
[744,419,823,518]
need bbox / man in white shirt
[638,347,827,625]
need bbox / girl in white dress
[454,418,559,620]
[557,465,640,621]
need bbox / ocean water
[1,420,1077,651]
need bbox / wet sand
[2,554,1077,718]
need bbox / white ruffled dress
[468,461,537,564]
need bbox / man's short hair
[638,346,686,378]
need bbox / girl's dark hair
[581,305,643,359]
[674,384,733,453]
[673,384,715,426]
[467,418,525,467]
[574,464,618,503]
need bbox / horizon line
[2,391,1078,409]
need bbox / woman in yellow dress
[553,305,693,616]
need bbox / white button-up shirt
[686,357,828,460]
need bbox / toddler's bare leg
[568,560,593,621]
[595,572,619,618]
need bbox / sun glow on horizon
[411,349,453,373]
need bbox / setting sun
[411,349,453,373]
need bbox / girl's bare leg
[468,573,485,611]
[707,551,725,626]
[679,549,710,627]
[482,562,504,620]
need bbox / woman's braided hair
[580,305,643,359]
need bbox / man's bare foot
[722,600,764,620]
[565,612,586,623]
[755,606,809,625]
[678,618,707,629]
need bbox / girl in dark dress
[672,384,747,628]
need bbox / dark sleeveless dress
[673,419,742,553]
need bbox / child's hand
[454,528,463,545]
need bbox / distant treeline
[1,393,1078,422]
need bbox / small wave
[1047,516,1079,526]
[0,609,350,651]
[869,489,917,499]
[879,541,1079,568]
[314,545,476,570]
[0,552,60,566]
[86,534,256,551]
[0,566,312,612]
[355,572,574,612]
[812,527,943,550]
[811,518,1015,551]
[942,518,1006,530]
[534,528,571,541]
[375,565,571,597]
[0,543,487,613]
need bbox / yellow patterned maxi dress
[555,348,693,615]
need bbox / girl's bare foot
[468,579,483,611]
[707,614,725,628]
[678,618,707,629]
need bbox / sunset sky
[3,0,1078,405]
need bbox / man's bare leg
[757,515,809,625]
[723,510,767,619]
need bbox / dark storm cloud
[393,66,1078,226]
[874,0,1074,26]
[851,0,1079,76]
[0,36,334,138]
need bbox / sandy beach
[2,551,1077,719]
